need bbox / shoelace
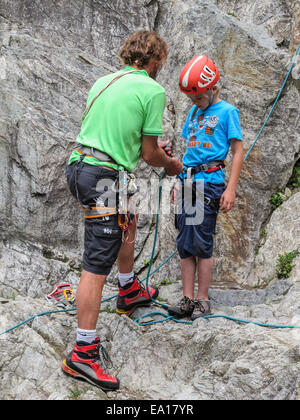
[193,299,206,314]
[179,296,194,312]
[136,276,146,291]
[92,340,113,373]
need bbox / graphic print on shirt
[187,114,219,149]
[181,100,242,184]
[205,115,219,135]
[198,114,205,130]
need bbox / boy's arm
[219,139,244,213]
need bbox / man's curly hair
[119,30,168,68]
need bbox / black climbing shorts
[176,182,225,259]
[65,161,123,275]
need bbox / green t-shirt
[68,66,166,172]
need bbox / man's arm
[141,135,182,176]
[219,139,244,213]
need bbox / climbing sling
[81,69,137,122]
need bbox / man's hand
[219,187,236,213]
[142,135,182,176]
[165,157,183,176]
[158,140,174,157]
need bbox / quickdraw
[117,170,139,231]
[45,283,76,309]
[118,212,136,232]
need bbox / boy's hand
[158,140,174,157]
[170,181,181,204]
[219,188,236,213]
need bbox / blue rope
[135,313,300,329]
[133,168,300,329]
[134,171,194,327]
[244,43,300,161]
[135,43,300,328]
[1,44,300,337]
[0,307,76,337]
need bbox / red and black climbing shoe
[116,275,159,316]
[61,338,120,391]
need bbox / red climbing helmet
[179,55,220,95]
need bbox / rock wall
[0,0,159,298]
[155,0,300,288]
[0,0,300,400]
[0,0,299,295]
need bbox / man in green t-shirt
[62,30,182,391]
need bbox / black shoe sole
[191,311,211,321]
[116,288,159,316]
[116,301,152,316]
[167,307,192,319]
[61,359,120,391]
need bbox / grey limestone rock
[0,0,300,400]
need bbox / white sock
[118,271,134,287]
[76,328,97,344]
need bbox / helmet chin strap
[202,89,215,111]
[209,90,215,106]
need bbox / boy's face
[187,92,211,110]
[186,86,218,110]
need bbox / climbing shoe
[61,338,120,391]
[167,296,195,319]
[116,275,159,316]
[191,298,211,320]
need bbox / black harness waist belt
[190,160,225,175]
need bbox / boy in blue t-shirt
[168,55,244,320]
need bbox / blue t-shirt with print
[180,100,243,184]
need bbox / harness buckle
[199,163,209,172]
[204,196,211,206]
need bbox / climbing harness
[69,144,140,230]
[178,164,224,212]
[182,161,224,193]
[117,170,139,231]
[73,68,140,228]
[72,153,138,230]
[1,44,300,336]
[184,161,225,177]
[75,144,117,165]
[183,160,225,188]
